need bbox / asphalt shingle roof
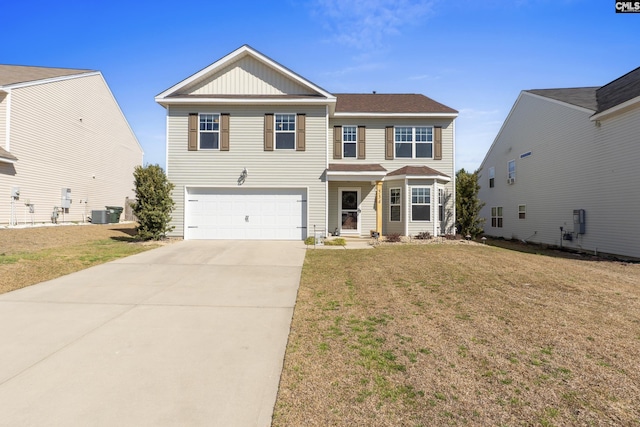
[0,65,93,87]
[335,93,457,114]
[526,87,599,111]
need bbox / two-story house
[156,45,457,240]
[0,65,143,225]
[478,66,640,259]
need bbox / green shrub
[325,238,346,246]
[131,164,175,241]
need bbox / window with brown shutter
[264,113,274,151]
[221,113,230,151]
[357,125,366,159]
[434,126,442,160]
[188,113,198,151]
[385,126,394,159]
[333,125,342,159]
[296,113,305,151]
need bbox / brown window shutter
[357,125,366,159]
[264,113,274,151]
[385,126,394,160]
[220,113,230,151]
[188,113,198,151]
[333,126,342,159]
[434,126,442,160]
[296,113,306,151]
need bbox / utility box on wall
[61,188,71,209]
[573,209,585,234]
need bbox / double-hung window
[275,114,296,149]
[489,167,495,188]
[518,205,526,219]
[411,187,431,221]
[395,126,433,158]
[343,126,357,158]
[438,188,445,222]
[389,188,401,222]
[491,207,503,228]
[508,160,516,181]
[199,114,220,149]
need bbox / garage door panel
[185,188,306,240]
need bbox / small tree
[131,164,175,240]
[456,168,485,238]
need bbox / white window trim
[491,206,503,228]
[507,160,516,180]
[199,113,220,150]
[275,113,296,150]
[342,125,357,158]
[394,126,434,159]
[518,204,526,220]
[488,166,495,188]
[410,186,431,222]
[338,187,361,235]
[389,187,401,222]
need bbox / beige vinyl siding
[166,104,327,238]
[0,92,6,148]
[328,118,455,175]
[327,181,376,237]
[0,74,142,225]
[478,92,640,258]
[189,56,316,96]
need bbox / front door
[339,188,360,235]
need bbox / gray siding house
[478,66,640,258]
[0,65,143,225]
[156,45,457,240]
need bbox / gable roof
[0,65,95,88]
[526,87,599,111]
[335,93,458,116]
[156,45,336,105]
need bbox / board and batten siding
[478,92,640,259]
[0,74,142,225]
[188,56,316,96]
[166,104,327,238]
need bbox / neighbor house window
[389,188,401,222]
[508,160,516,181]
[491,207,503,228]
[489,167,495,188]
[395,126,433,158]
[411,187,431,221]
[275,114,296,149]
[343,126,357,158]
[199,114,220,149]
[519,205,526,219]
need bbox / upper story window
[508,160,516,181]
[488,167,495,188]
[395,126,433,159]
[199,114,220,149]
[343,126,357,158]
[275,114,296,149]
[389,188,401,222]
[411,187,431,221]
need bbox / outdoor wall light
[238,168,248,185]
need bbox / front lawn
[273,243,640,426]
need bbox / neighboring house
[0,65,143,225]
[478,66,640,258]
[156,45,457,241]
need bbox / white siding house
[156,45,457,240]
[0,65,143,225]
[478,66,640,259]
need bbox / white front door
[338,187,360,235]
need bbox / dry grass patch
[0,223,164,294]
[274,244,640,426]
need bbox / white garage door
[185,188,307,240]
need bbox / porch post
[376,181,383,235]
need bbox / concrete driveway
[0,240,306,427]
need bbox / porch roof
[385,165,451,182]
[326,163,387,181]
[0,146,18,164]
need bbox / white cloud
[312,0,435,49]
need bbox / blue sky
[3,0,638,172]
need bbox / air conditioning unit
[507,177,515,185]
